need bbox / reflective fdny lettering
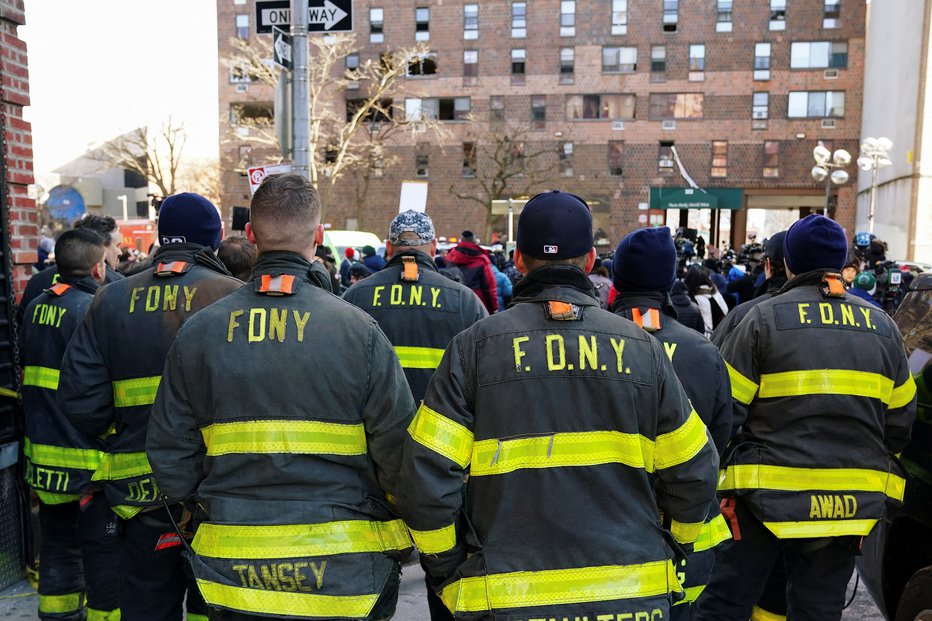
[129,286,197,313]
[231,560,326,592]
[371,285,443,308]
[25,463,70,491]
[663,341,677,361]
[126,478,158,503]
[809,494,857,519]
[609,338,629,374]
[513,336,530,371]
[546,335,567,370]
[227,309,312,343]
[510,333,629,375]
[794,302,875,330]
[31,304,67,328]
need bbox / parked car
[859,271,932,621]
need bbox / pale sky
[20,0,219,182]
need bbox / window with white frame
[752,92,769,119]
[370,8,384,43]
[560,47,575,83]
[405,97,471,121]
[663,0,678,32]
[651,46,666,75]
[235,14,249,39]
[603,46,637,73]
[464,4,479,40]
[561,1,576,37]
[463,50,478,84]
[512,2,527,38]
[490,96,505,121]
[689,45,706,81]
[560,142,574,177]
[717,0,733,32]
[711,141,728,177]
[415,7,430,41]
[754,43,772,80]
[512,49,527,83]
[531,95,547,128]
[787,91,845,118]
[612,0,628,35]
[565,94,636,120]
[648,93,705,120]
[824,0,841,28]
[770,0,786,30]
[790,41,847,69]
[659,141,675,174]
[406,53,437,77]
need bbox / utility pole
[291,0,309,178]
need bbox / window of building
[512,2,527,38]
[415,7,430,41]
[406,97,471,121]
[787,91,845,118]
[790,41,847,69]
[565,94,636,120]
[711,140,728,177]
[663,0,678,32]
[659,142,675,175]
[763,141,780,177]
[490,96,505,121]
[531,95,547,129]
[346,54,360,72]
[717,0,733,32]
[416,153,429,177]
[770,0,786,30]
[752,92,769,119]
[235,14,249,39]
[603,46,637,73]
[651,46,667,77]
[560,142,574,176]
[612,0,628,35]
[689,44,706,81]
[230,102,274,125]
[648,93,704,120]
[406,53,437,77]
[325,149,337,165]
[512,49,527,84]
[560,48,575,84]
[754,43,772,80]
[463,142,477,177]
[237,145,252,170]
[464,50,478,85]
[464,4,479,39]
[561,1,576,37]
[345,99,394,123]
[229,63,257,83]
[824,0,841,28]
[608,141,624,176]
[370,8,384,43]
[510,142,527,175]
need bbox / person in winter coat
[443,230,498,313]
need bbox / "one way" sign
[256,0,353,34]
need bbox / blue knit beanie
[157,193,222,251]
[516,190,593,260]
[612,227,677,292]
[783,214,848,275]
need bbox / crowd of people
[17,179,917,621]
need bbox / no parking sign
[247,164,294,195]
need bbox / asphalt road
[0,564,884,620]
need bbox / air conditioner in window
[752,110,768,119]
[611,121,625,131]
[821,119,836,129]
[236,84,248,93]
[823,69,839,79]
[661,120,676,130]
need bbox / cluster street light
[857,137,894,234]
[811,143,852,218]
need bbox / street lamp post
[856,137,893,235]
[811,143,852,219]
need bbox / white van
[322,230,383,264]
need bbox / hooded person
[611,226,733,620]
[57,192,243,621]
[361,244,387,272]
[443,229,498,313]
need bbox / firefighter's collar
[249,251,333,294]
[611,291,679,322]
[57,274,102,295]
[386,250,438,273]
[779,269,847,297]
[511,265,599,308]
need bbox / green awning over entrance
[650,187,743,210]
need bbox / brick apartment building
[217,0,863,248]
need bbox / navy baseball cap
[516,190,593,260]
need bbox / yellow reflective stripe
[192,519,411,559]
[408,404,473,468]
[112,376,161,407]
[751,605,787,621]
[24,438,101,470]
[673,585,706,605]
[670,519,704,545]
[394,346,445,369]
[92,452,152,481]
[185,615,207,621]
[87,608,121,621]
[655,411,708,470]
[890,374,917,409]
[693,514,731,552]
[726,362,758,405]
[39,592,82,613]
[22,366,60,390]
[112,505,144,520]
[409,523,457,554]
[758,369,898,404]
[471,431,650,477]
[763,519,878,538]
[719,464,906,501]
[440,560,681,613]
[201,420,367,457]
[196,579,378,618]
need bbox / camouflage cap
[389,210,435,246]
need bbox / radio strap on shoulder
[400,256,420,282]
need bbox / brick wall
[1,0,36,299]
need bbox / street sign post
[272,26,293,70]
[256,0,352,34]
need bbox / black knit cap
[516,190,593,260]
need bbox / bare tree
[94,119,187,199]
[176,158,222,210]
[452,122,560,240]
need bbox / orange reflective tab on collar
[47,283,71,296]
[546,300,581,320]
[258,274,296,295]
[821,273,846,298]
[631,307,662,332]
[155,261,190,277]
[401,256,419,282]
